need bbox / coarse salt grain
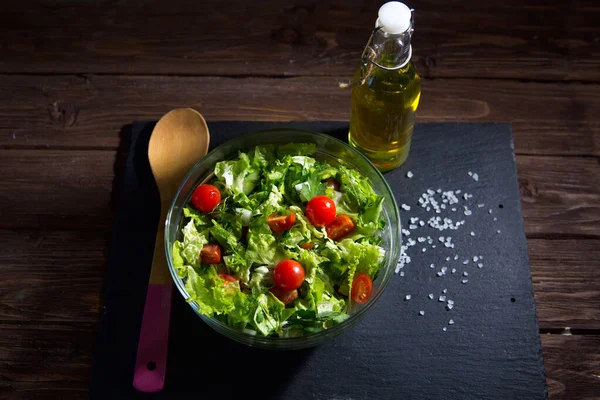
[419,311,425,316]
[478,203,485,208]
[463,271,469,277]
[488,209,493,214]
[406,171,413,178]
[419,220,425,226]
[430,263,435,269]
[443,327,447,331]
[470,231,475,236]
[405,295,411,301]
[461,279,469,284]
[401,204,411,211]
[478,263,483,268]
[452,268,457,274]
[400,271,405,276]
[454,255,459,260]
[409,224,418,229]
[422,248,427,252]
[429,293,434,299]
[463,259,469,265]
[497,230,501,234]
[439,295,447,302]
[446,256,451,261]
[473,256,479,262]
[443,289,447,294]
[449,319,455,325]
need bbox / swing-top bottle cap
[376,2,412,34]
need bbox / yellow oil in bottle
[348,1,421,172]
[349,61,421,172]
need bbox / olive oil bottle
[348,2,421,172]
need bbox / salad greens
[173,143,386,337]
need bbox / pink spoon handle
[133,283,173,393]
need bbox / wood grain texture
[0,230,105,322]
[517,156,600,238]
[0,0,598,81]
[541,334,600,400]
[1,75,599,156]
[0,322,92,400]
[529,240,600,329]
[1,323,598,399]
[1,149,598,236]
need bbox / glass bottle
[348,2,421,172]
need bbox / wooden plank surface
[1,322,598,399]
[541,334,600,400]
[1,149,598,236]
[0,0,599,81]
[1,75,599,156]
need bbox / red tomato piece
[191,184,221,213]
[267,210,297,233]
[351,273,373,304]
[273,260,305,290]
[298,241,314,250]
[305,195,336,227]
[218,273,237,284]
[200,244,222,264]
[324,178,341,191]
[326,214,355,241]
[269,287,298,306]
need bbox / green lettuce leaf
[246,215,277,266]
[184,266,239,315]
[252,292,289,336]
[223,251,250,283]
[181,220,209,267]
[283,309,349,333]
[215,152,261,195]
[209,219,239,252]
[172,240,187,278]
[183,205,210,227]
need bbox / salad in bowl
[171,142,387,338]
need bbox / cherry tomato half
[324,178,341,191]
[201,244,222,264]
[218,273,237,284]
[273,260,305,290]
[267,210,296,233]
[305,195,336,227]
[351,273,373,304]
[269,287,298,306]
[191,184,221,213]
[298,241,314,250]
[326,214,355,241]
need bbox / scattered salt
[449,319,455,325]
[478,263,483,268]
[401,204,411,211]
[419,311,425,316]
[463,260,469,265]
[452,268,457,274]
[463,271,469,277]
[429,293,434,299]
[461,279,469,284]
[406,171,413,178]
[443,289,448,294]
[443,327,447,331]
[422,248,427,253]
[470,231,475,236]
[430,263,435,269]
[439,295,447,302]
[405,294,411,301]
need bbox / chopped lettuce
[246,215,277,266]
[174,143,386,337]
[181,220,209,268]
[185,266,239,315]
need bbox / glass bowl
[165,129,401,350]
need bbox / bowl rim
[164,128,401,345]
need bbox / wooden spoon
[133,108,209,393]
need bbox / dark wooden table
[1,1,599,398]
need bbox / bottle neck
[366,27,413,70]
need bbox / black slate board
[91,122,547,400]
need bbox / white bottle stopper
[376,2,412,34]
